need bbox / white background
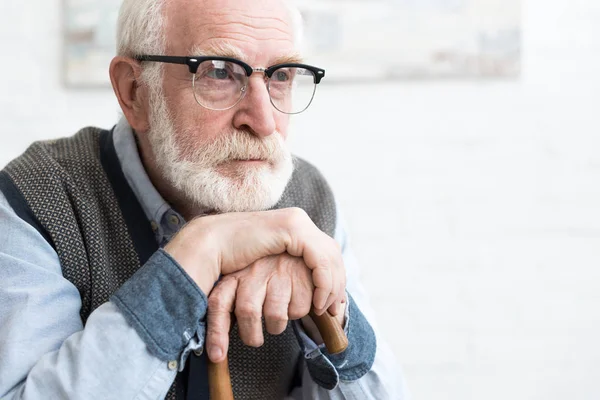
[1,0,600,399]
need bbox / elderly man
[0,0,402,399]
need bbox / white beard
[145,85,294,214]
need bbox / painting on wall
[297,0,521,80]
[63,0,121,87]
[64,0,521,87]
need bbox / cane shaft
[208,356,234,400]
[208,310,348,400]
[309,310,349,355]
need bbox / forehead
[164,0,297,64]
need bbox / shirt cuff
[111,249,208,364]
[292,293,377,390]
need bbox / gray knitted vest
[0,127,337,400]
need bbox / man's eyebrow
[271,53,304,65]
[189,43,304,65]
[190,42,247,60]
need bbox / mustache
[178,129,288,166]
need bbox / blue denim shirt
[0,120,406,399]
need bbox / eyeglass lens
[192,60,317,114]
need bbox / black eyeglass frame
[134,55,326,84]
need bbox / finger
[328,294,346,316]
[304,236,342,313]
[311,266,332,312]
[323,293,339,315]
[314,259,346,316]
[271,211,341,313]
[330,271,346,314]
[327,300,340,316]
[263,274,292,335]
[235,270,268,347]
[288,261,313,320]
[327,269,347,315]
[206,276,238,363]
[321,252,346,314]
[314,291,337,316]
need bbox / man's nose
[232,75,277,139]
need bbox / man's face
[145,0,298,213]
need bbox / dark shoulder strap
[99,129,158,265]
[98,130,205,400]
[0,170,56,249]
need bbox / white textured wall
[2,1,600,399]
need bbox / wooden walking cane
[208,309,349,400]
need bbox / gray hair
[116,0,303,86]
[116,0,167,57]
[116,0,167,87]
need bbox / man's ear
[109,56,150,132]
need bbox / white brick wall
[2,0,600,399]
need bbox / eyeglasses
[135,55,326,115]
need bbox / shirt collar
[112,117,185,242]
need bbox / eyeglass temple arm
[135,55,201,73]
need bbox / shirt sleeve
[0,191,205,399]
[289,206,410,399]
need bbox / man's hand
[163,207,343,315]
[205,254,346,363]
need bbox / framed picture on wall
[63,0,121,87]
[296,0,521,80]
[63,0,521,87]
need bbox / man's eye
[274,70,290,81]
[207,68,230,80]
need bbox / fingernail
[210,347,222,361]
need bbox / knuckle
[297,263,313,281]
[267,288,290,303]
[286,207,309,226]
[207,324,224,337]
[264,309,288,323]
[287,311,301,321]
[206,319,227,338]
[236,302,262,321]
[288,308,305,320]
[208,294,226,311]
[267,323,287,335]
[243,336,264,348]
[289,298,312,320]
[329,236,342,253]
[326,238,343,263]
[314,269,333,290]
[313,253,332,271]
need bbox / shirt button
[194,347,203,357]
[150,221,159,232]
[168,214,181,226]
[168,360,178,371]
